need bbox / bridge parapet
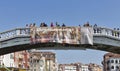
[0,27,120,41]
[0,28,30,41]
[93,27,120,39]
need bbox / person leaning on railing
[40,22,48,27]
[62,23,66,27]
[56,22,60,27]
[117,28,120,37]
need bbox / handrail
[93,27,120,38]
[0,28,30,34]
[0,28,30,41]
[0,26,120,41]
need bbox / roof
[104,52,120,58]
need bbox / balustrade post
[102,29,106,35]
[16,29,21,36]
[93,27,97,34]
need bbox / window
[34,64,36,67]
[107,60,110,64]
[116,60,118,63]
[51,55,53,58]
[37,60,39,63]
[107,67,110,70]
[116,66,119,69]
[111,66,114,69]
[111,60,114,63]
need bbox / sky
[0,0,120,65]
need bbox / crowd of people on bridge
[26,22,67,28]
[25,21,101,29]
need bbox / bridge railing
[0,27,120,41]
[93,27,120,39]
[0,28,30,41]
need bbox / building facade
[107,58,120,71]
[29,50,57,71]
[58,64,77,71]
[81,64,89,71]
[102,53,120,71]
[58,63,89,71]
[0,53,15,67]
[14,50,30,69]
[89,63,103,71]
[58,63,102,71]
[0,50,30,71]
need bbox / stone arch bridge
[0,26,120,55]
